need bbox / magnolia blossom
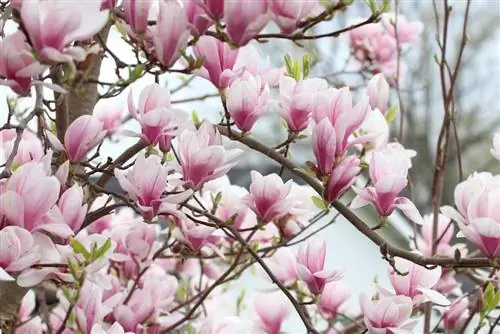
[185,0,214,35]
[195,0,225,20]
[225,0,270,46]
[296,239,342,294]
[319,282,351,319]
[226,73,269,132]
[16,290,44,333]
[254,292,292,334]
[193,36,239,88]
[265,247,298,286]
[123,0,153,34]
[91,322,134,334]
[441,172,500,257]
[232,45,283,88]
[0,129,43,166]
[367,73,390,113]
[0,226,39,280]
[173,218,217,251]
[442,298,470,330]
[269,0,318,33]
[324,156,361,203]
[360,294,417,333]
[93,97,124,135]
[58,184,88,233]
[0,31,44,95]
[114,289,155,332]
[491,132,500,161]
[153,0,190,68]
[382,13,424,44]
[351,146,424,225]
[279,76,328,132]
[127,83,188,146]
[244,171,294,223]
[356,107,390,152]
[380,257,449,306]
[20,0,108,63]
[178,122,243,189]
[416,214,454,257]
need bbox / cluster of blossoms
[0,0,499,333]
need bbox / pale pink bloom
[244,171,294,223]
[265,247,298,286]
[226,72,269,132]
[0,129,43,165]
[491,132,500,161]
[351,146,423,225]
[382,13,424,44]
[58,184,88,233]
[279,76,328,132]
[127,83,187,146]
[192,36,239,88]
[194,0,225,20]
[254,292,292,334]
[101,0,118,10]
[20,0,109,63]
[296,239,342,294]
[142,265,178,311]
[356,107,389,151]
[0,162,73,238]
[319,282,351,319]
[0,226,39,281]
[153,0,190,68]
[115,152,171,219]
[9,0,23,10]
[232,45,283,88]
[123,0,153,34]
[201,316,254,334]
[367,73,390,113]
[359,294,416,334]
[324,156,361,203]
[46,115,106,163]
[114,289,155,332]
[434,270,461,295]
[416,214,454,257]
[269,0,318,33]
[441,172,500,257]
[123,221,158,260]
[174,219,217,251]
[312,87,371,158]
[16,290,44,334]
[225,0,271,46]
[93,98,124,134]
[381,257,449,306]
[87,195,114,233]
[312,118,336,175]
[185,0,214,35]
[0,31,43,95]
[442,298,470,330]
[91,322,134,334]
[178,122,243,189]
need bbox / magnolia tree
[0,0,498,333]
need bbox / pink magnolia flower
[312,118,337,175]
[124,221,158,260]
[16,290,44,334]
[173,219,217,251]
[356,107,390,152]
[20,0,109,63]
[296,239,342,294]
[194,0,224,20]
[192,36,239,89]
[185,0,214,36]
[0,31,44,95]
[226,72,269,132]
[153,0,190,68]
[324,156,361,203]
[58,184,88,233]
[0,162,73,238]
[382,13,424,44]
[442,298,470,330]
[367,73,390,113]
[416,214,454,257]
[254,292,292,334]
[225,0,271,46]
[0,226,39,280]
[127,83,187,146]
[319,282,351,319]
[244,171,294,223]
[381,257,449,306]
[359,294,417,334]
[93,97,124,135]
[351,146,424,225]
[441,172,500,258]
[265,247,298,286]
[269,0,318,33]
[232,45,283,88]
[114,289,155,332]
[123,0,153,34]
[0,129,43,166]
[279,76,328,132]
[491,132,500,161]
[178,122,243,189]
[91,322,134,334]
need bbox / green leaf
[94,238,112,261]
[364,0,377,14]
[284,54,294,76]
[192,110,200,127]
[381,0,391,12]
[311,195,329,210]
[385,104,398,123]
[236,290,246,316]
[176,280,188,301]
[480,282,500,326]
[114,20,128,38]
[211,192,223,208]
[302,54,310,79]
[187,325,196,334]
[130,63,145,81]
[70,239,90,261]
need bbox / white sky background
[1,1,498,333]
